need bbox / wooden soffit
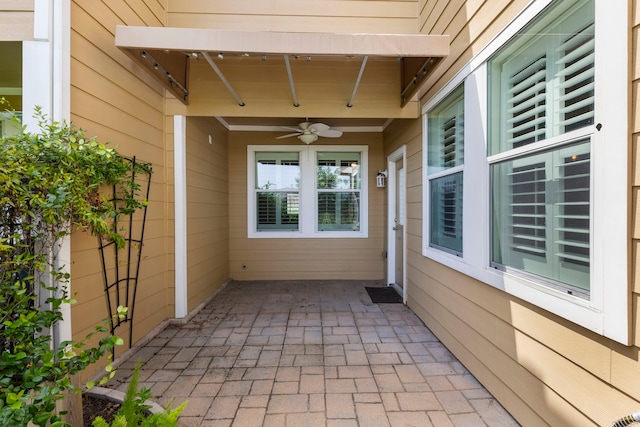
[115,26,449,116]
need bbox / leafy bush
[0,105,151,426]
[92,362,186,427]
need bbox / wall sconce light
[376,170,388,188]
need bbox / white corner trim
[52,0,70,121]
[24,0,73,345]
[174,116,188,318]
[33,0,51,40]
[52,232,73,346]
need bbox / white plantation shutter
[430,172,463,254]
[493,141,591,292]
[554,148,590,289]
[441,115,463,168]
[507,161,547,256]
[506,56,547,148]
[441,179,462,238]
[556,23,595,132]
[257,192,276,225]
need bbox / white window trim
[421,0,629,344]
[248,145,369,239]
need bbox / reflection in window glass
[427,85,464,255]
[255,152,300,230]
[427,86,464,175]
[255,152,300,190]
[317,152,361,231]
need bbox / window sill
[248,230,368,239]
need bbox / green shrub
[92,362,186,427]
[0,105,151,426]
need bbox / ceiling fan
[276,121,343,144]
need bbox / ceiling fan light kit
[276,121,343,144]
[298,133,318,144]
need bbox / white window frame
[422,0,629,344]
[248,145,369,239]
[426,85,465,256]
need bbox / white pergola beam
[116,26,449,59]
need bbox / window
[255,152,300,231]
[488,0,593,297]
[248,145,368,238]
[421,0,628,343]
[488,0,594,154]
[317,152,362,231]
[491,141,590,296]
[427,86,464,255]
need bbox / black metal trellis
[98,156,152,350]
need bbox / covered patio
[97,281,519,426]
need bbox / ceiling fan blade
[308,123,330,133]
[275,133,302,139]
[280,126,303,132]
[317,129,343,138]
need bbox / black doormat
[365,287,402,303]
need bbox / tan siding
[631,0,640,409]
[184,56,417,120]
[185,116,230,310]
[229,131,386,281]
[0,0,33,9]
[0,0,33,40]
[68,0,169,381]
[418,0,530,101]
[167,0,419,34]
[382,1,640,425]
[109,0,164,27]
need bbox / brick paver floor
[105,280,520,426]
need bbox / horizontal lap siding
[0,0,34,40]
[185,117,230,310]
[167,0,419,33]
[628,0,640,407]
[229,131,386,281]
[185,57,408,120]
[419,0,526,101]
[69,0,168,380]
[382,0,640,426]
